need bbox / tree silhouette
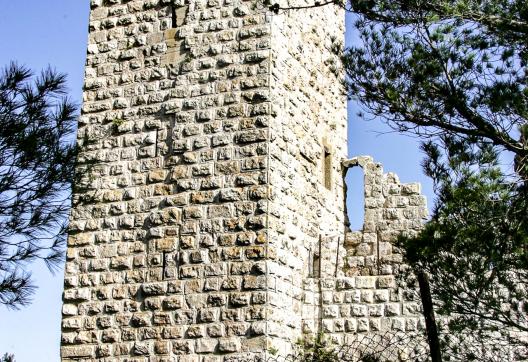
[0,63,77,308]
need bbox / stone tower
[61,0,352,360]
[60,0,528,360]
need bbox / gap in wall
[345,167,365,231]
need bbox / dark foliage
[0,63,77,308]
[399,140,528,335]
[344,1,527,164]
[1,353,15,362]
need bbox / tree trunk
[417,270,442,362]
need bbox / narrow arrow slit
[171,4,177,28]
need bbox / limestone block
[61,345,95,358]
[356,276,377,289]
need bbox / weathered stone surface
[61,346,94,358]
[58,0,462,361]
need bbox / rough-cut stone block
[61,346,94,358]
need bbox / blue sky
[0,2,432,361]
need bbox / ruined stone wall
[298,156,429,359]
[343,156,427,278]
[300,156,527,361]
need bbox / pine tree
[0,63,77,308]
[1,353,15,362]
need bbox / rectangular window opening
[324,146,332,190]
[309,248,321,278]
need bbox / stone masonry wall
[63,1,528,360]
[300,156,527,361]
[343,156,427,278]
[62,0,348,360]
[62,0,275,360]
[266,1,347,355]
